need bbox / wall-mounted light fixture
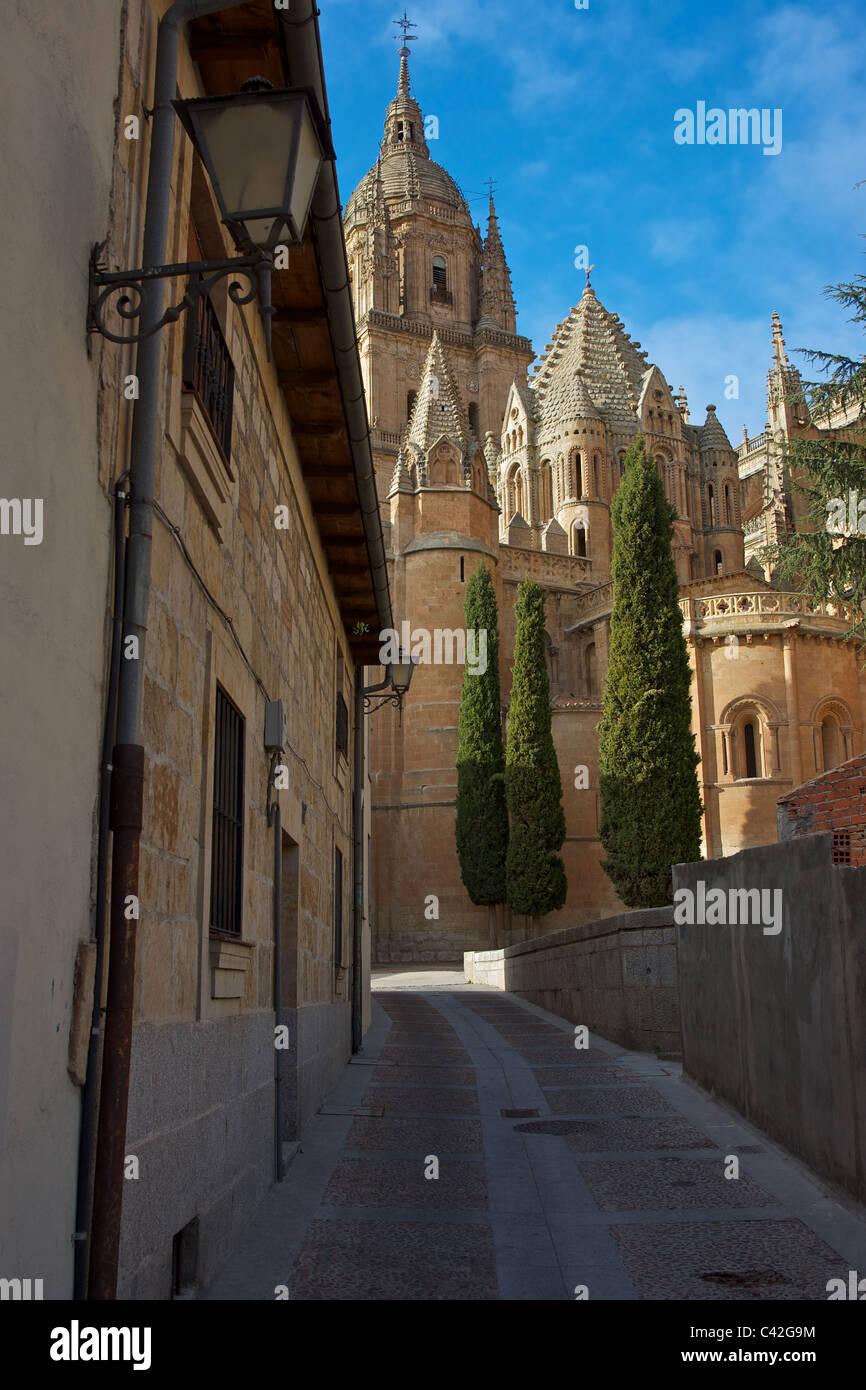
[362,652,417,719]
[88,78,330,358]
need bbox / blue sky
[318,0,866,442]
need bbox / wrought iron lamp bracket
[87,244,275,354]
[363,690,405,724]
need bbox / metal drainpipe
[87,0,244,1303]
[267,758,284,1181]
[73,475,128,1300]
[351,676,365,1053]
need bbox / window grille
[210,686,244,936]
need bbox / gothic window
[468,402,479,436]
[574,523,587,558]
[714,549,723,575]
[707,483,715,526]
[724,482,732,524]
[396,120,405,141]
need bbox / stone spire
[407,331,467,453]
[381,45,429,158]
[767,309,806,435]
[478,193,517,332]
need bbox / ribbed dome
[532,286,649,436]
[347,151,467,215]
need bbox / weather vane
[394,10,418,56]
[585,263,596,285]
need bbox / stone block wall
[464,906,680,1054]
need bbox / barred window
[210,686,244,936]
[183,288,235,461]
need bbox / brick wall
[776,752,866,866]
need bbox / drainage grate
[700,1269,791,1287]
[501,1108,539,1119]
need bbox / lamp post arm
[88,247,273,352]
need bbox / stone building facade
[737,310,864,574]
[351,52,866,963]
[2,0,388,1301]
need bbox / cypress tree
[504,578,567,918]
[455,561,508,907]
[598,435,703,907]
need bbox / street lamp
[363,652,418,717]
[173,80,326,253]
[88,79,330,356]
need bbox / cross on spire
[485,177,498,200]
[394,10,418,56]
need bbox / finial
[394,9,417,56]
[584,263,596,290]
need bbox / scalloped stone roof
[532,286,650,436]
[699,403,734,451]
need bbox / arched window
[724,482,732,525]
[821,715,842,772]
[707,483,715,526]
[468,402,479,437]
[575,453,583,499]
[407,390,417,422]
[714,549,723,575]
[396,120,405,142]
[432,256,447,288]
[507,464,525,520]
[574,523,587,558]
[540,460,553,520]
[743,720,759,779]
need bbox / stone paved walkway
[203,972,866,1300]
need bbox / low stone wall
[675,832,866,1205]
[464,906,680,1055]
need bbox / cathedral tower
[343,45,533,541]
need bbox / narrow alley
[204,971,866,1301]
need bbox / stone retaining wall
[464,906,680,1054]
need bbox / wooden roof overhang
[187,1,388,664]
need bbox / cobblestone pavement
[204,972,866,1301]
